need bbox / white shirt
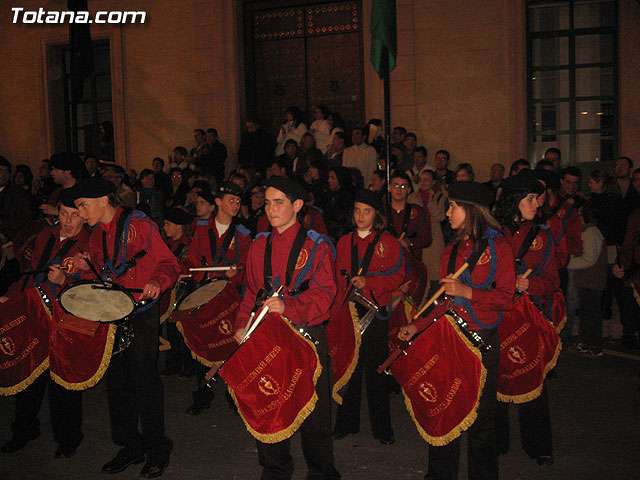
[215,219,230,237]
[343,143,378,188]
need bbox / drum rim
[56,279,136,323]
[175,278,230,311]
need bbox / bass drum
[57,280,136,323]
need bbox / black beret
[68,178,116,199]
[217,181,243,199]
[534,169,561,191]
[501,169,545,195]
[355,189,384,213]
[266,176,310,202]
[49,152,81,172]
[58,187,78,209]
[196,190,217,206]
[448,181,494,207]
[164,207,193,226]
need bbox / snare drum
[169,278,229,323]
[57,280,136,323]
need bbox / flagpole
[384,53,391,209]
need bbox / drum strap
[23,233,56,290]
[350,230,383,277]
[514,225,540,272]
[264,226,308,292]
[447,238,489,277]
[173,243,186,257]
[386,203,412,238]
[102,207,132,273]
[217,220,237,266]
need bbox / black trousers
[495,383,553,458]
[11,372,83,448]
[256,323,340,480]
[106,304,171,462]
[334,317,392,438]
[426,328,500,480]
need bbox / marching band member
[234,176,340,480]
[183,182,251,415]
[71,178,180,478]
[332,190,405,445]
[399,181,515,480]
[1,189,88,458]
[493,170,558,466]
[162,207,193,258]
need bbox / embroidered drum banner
[404,250,428,306]
[175,280,241,366]
[391,314,485,446]
[49,300,116,390]
[0,288,51,395]
[497,294,561,403]
[327,300,361,404]
[220,313,321,443]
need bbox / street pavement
[1,343,639,479]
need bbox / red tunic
[184,217,251,286]
[86,207,180,301]
[545,214,569,269]
[335,231,406,307]
[236,222,336,329]
[388,203,432,257]
[553,199,582,256]
[413,233,515,331]
[7,224,90,298]
[502,222,559,301]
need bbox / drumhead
[178,280,229,311]
[59,283,135,322]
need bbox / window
[527,0,617,164]
[47,39,112,158]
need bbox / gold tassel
[331,302,362,404]
[0,359,50,396]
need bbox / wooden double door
[244,1,364,136]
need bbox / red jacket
[7,224,90,298]
[184,216,251,286]
[502,222,559,300]
[553,199,582,256]
[388,203,432,257]
[413,232,515,331]
[336,231,406,308]
[86,207,180,301]
[236,222,336,329]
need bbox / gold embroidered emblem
[507,346,526,364]
[295,249,309,269]
[418,382,437,403]
[258,375,280,396]
[62,256,76,274]
[228,237,235,250]
[0,336,16,356]
[218,319,233,336]
[530,235,543,251]
[375,242,385,258]
[127,225,136,244]
[477,247,491,265]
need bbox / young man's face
[58,204,85,237]
[51,167,71,186]
[141,174,154,189]
[75,197,107,227]
[163,220,182,240]
[615,159,631,178]
[0,164,10,187]
[419,172,434,192]
[490,164,504,182]
[216,194,241,219]
[352,129,364,146]
[560,174,580,196]
[403,136,416,151]
[390,177,410,202]
[195,196,215,219]
[413,151,426,169]
[434,153,448,171]
[264,187,302,232]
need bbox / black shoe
[55,444,78,459]
[332,428,358,440]
[1,429,41,453]
[225,390,239,415]
[185,403,210,415]
[536,455,554,466]
[378,434,395,445]
[101,449,145,474]
[140,459,169,478]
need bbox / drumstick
[16,264,72,276]
[521,268,533,279]
[412,262,469,320]
[242,286,284,342]
[398,232,406,241]
[76,247,108,287]
[188,265,244,272]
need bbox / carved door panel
[246,1,364,137]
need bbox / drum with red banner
[387,296,414,353]
[170,279,241,366]
[0,288,51,395]
[550,289,566,333]
[48,300,116,390]
[497,294,561,404]
[390,314,486,446]
[219,312,321,443]
[326,300,361,404]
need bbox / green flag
[370,0,397,78]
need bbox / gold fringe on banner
[0,358,49,396]
[51,324,116,391]
[402,314,487,447]
[331,301,362,404]
[175,320,220,368]
[230,316,323,444]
